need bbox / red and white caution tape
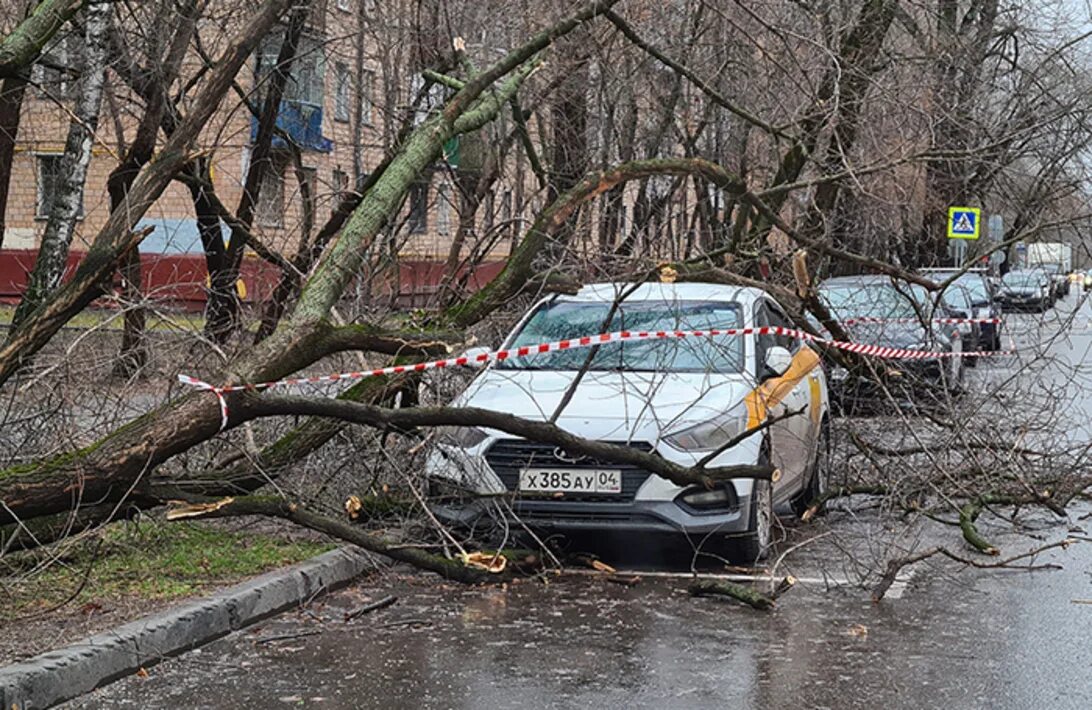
[179,321,1012,431]
[836,317,1001,326]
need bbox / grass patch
[0,304,205,332]
[1,520,333,621]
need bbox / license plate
[519,468,622,494]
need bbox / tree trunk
[12,0,111,328]
[110,0,201,377]
[0,74,27,250]
[741,0,897,255]
[205,0,311,344]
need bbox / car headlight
[436,426,489,448]
[677,484,739,511]
[663,402,749,452]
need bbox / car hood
[455,369,755,441]
[1002,285,1040,294]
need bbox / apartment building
[0,0,515,305]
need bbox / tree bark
[0,0,81,79]
[205,0,311,343]
[0,74,27,251]
[12,0,112,329]
[110,0,202,377]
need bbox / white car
[426,283,830,562]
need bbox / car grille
[484,439,655,502]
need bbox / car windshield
[497,300,745,373]
[943,286,972,309]
[1004,271,1041,287]
[819,282,930,320]
[954,275,990,304]
[1037,263,1060,274]
[921,271,991,305]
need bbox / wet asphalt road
[67,296,1092,710]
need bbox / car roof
[558,282,764,305]
[818,274,921,288]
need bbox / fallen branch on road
[801,485,889,522]
[688,577,795,610]
[345,595,398,621]
[871,539,1074,602]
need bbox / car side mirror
[459,345,492,367]
[762,346,793,380]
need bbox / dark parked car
[919,268,1003,351]
[817,275,964,407]
[1034,263,1069,299]
[997,270,1051,312]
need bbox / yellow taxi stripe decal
[809,375,822,425]
[744,347,822,428]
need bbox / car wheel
[792,419,830,519]
[736,452,774,563]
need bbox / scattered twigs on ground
[254,630,322,645]
[345,595,398,621]
[871,538,1075,602]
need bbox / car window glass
[820,283,922,320]
[754,302,776,362]
[764,301,799,352]
[942,286,971,309]
[500,300,745,373]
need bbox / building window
[256,160,286,228]
[256,32,324,106]
[407,182,428,234]
[359,69,375,126]
[437,184,452,236]
[334,62,350,122]
[36,154,82,218]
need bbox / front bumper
[425,438,762,542]
[829,358,945,398]
[998,293,1044,310]
[434,497,749,535]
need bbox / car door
[754,300,813,495]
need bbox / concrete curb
[0,547,371,709]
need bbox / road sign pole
[952,238,966,267]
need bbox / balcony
[250,100,333,153]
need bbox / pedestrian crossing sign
[947,206,981,240]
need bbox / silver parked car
[426,283,831,562]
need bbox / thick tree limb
[0,0,81,79]
[238,395,776,490]
[168,495,502,584]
